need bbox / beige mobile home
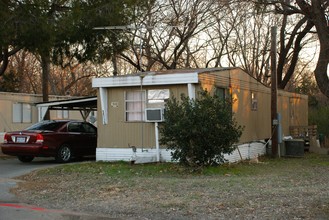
[0,92,87,132]
[92,68,308,163]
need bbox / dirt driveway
[11,154,329,219]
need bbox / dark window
[68,123,82,132]
[214,87,232,111]
[81,123,97,133]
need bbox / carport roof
[35,96,97,111]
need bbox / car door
[80,122,97,155]
[67,122,97,156]
[67,122,87,155]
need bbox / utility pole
[271,26,278,157]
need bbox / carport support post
[155,122,160,162]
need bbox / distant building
[0,92,84,132]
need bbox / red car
[1,120,97,163]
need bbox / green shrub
[159,90,243,167]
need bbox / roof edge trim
[92,72,199,88]
[35,97,97,107]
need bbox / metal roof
[35,96,97,111]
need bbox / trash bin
[284,139,304,157]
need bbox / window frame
[124,90,146,122]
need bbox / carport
[35,96,97,122]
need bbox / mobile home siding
[97,84,189,149]
[198,69,308,143]
[199,69,272,143]
[278,91,308,136]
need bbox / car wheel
[17,156,34,163]
[56,144,72,163]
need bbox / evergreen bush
[160,90,243,166]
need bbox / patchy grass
[13,152,329,219]
[38,153,329,178]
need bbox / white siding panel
[97,142,266,163]
[96,148,174,163]
[225,142,266,163]
[160,149,173,161]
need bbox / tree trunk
[111,54,118,76]
[314,44,329,97]
[41,53,50,120]
[0,48,9,76]
[311,0,329,97]
[279,21,314,89]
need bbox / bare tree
[0,51,41,93]
[49,61,96,96]
[256,0,329,97]
[1,50,98,96]
[4,0,315,94]
[0,47,21,76]
[205,1,317,87]
[223,2,274,84]
[118,0,217,72]
[111,0,316,92]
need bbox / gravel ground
[11,154,329,220]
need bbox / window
[215,87,226,100]
[125,89,170,122]
[68,122,96,133]
[251,92,258,111]
[125,90,146,121]
[214,87,232,111]
[13,103,32,123]
[68,122,82,132]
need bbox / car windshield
[25,121,66,131]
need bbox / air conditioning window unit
[145,108,164,122]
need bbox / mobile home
[92,68,308,163]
